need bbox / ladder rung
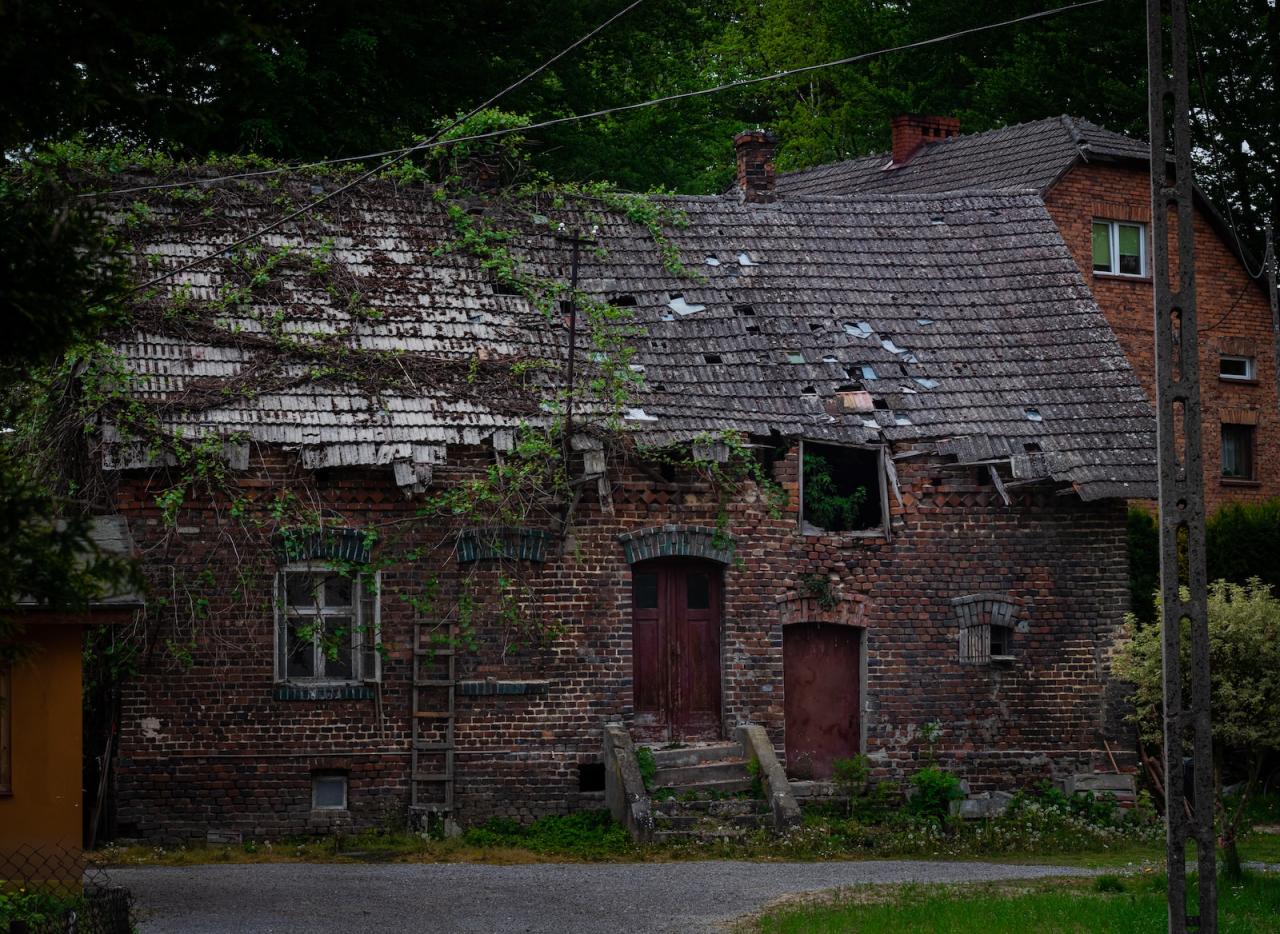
[414,679,455,687]
[413,772,452,782]
[414,741,454,751]
[414,648,454,656]
[410,803,453,813]
[414,710,453,719]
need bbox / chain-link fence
[0,845,132,934]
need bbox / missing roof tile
[821,355,839,364]
[800,385,817,396]
[1024,407,1043,422]
[610,294,638,307]
[704,353,722,364]
[705,256,721,266]
[745,324,760,335]
[668,295,706,316]
[842,321,873,338]
[881,339,905,354]
[1024,441,1042,453]
[914,377,939,389]
[733,304,755,316]
[916,317,934,326]
[860,365,878,381]
[737,252,759,267]
[786,351,805,365]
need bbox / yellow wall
[0,624,84,881]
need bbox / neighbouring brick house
[777,115,1279,512]
[85,152,1157,840]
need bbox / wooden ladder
[410,622,455,818]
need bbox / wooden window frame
[0,662,11,796]
[274,562,381,685]
[1221,423,1256,481]
[959,622,1015,665]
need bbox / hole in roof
[733,304,755,316]
[842,321,873,338]
[705,256,721,266]
[822,355,839,364]
[1024,442,1042,453]
[1024,407,1043,422]
[624,407,658,422]
[930,214,945,225]
[653,382,665,391]
[745,325,760,335]
[704,353,722,365]
[872,398,888,410]
[809,322,823,332]
[467,206,485,217]
[737,252,759,267]
[660,311,675,321]
[894,414,913,426]
[836,383,859,393]
[901,353,919,364]
[916,317,934,326]
[895,363,907,377]
[860,365,878,381]
[611,294,638,307]
[491,275,521,296]
[558,299,573,316]
[668,295,706,316]
[786,351,805,365]
[800,385,817,397]
[914,377,939,389]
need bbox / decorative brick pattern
[618,525,735,565]
[456,527,549,563]
[274,528,372,564]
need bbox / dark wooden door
[632,561,722,739]
[784,623,861,779]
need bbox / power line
[128,0,1111,292]
[129,0,647,293]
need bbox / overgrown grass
[750,872,1280,933]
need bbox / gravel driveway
[114,860,1099,933]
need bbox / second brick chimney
[735,129,779,204]
[889,114,960,166]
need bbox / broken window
[1091,219,1147,276]
[960,621,1015,664]
[801,441,884,534]
[276,563,380,684]
[1221,424,1256,480]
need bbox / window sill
[1092,272,1152,283]
[1220,478,1262,488]
[274,683,374,702]
[1218,377,1260,386]
[990,655,1017,665]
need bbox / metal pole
[1146,1,1217,930]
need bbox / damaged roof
[777,116,1152,198]
[103,177,1156,500]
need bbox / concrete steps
[641,741,767,842]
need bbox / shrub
[1207,499,1280,593]
[831,755,896,823]
[634,746,656,791]
[906,765,964,822]
[1127,506,1159,624]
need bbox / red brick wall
[112,443,1131,841]
[1046,162,1279,513]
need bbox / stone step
[653,827,751,844]
[646,742,744,769]
[656,776,756,796]
[654,759,750,787]
[653,813,768,830]
[652,797,767,817]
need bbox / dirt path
[114,860,1100,933]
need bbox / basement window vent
[312,772,348,810]
[578,762,606,792]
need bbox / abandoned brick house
[778,115,1279,510]
[85,129,1166,841]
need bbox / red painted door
[784,623,861,779]
[631,561,722,740]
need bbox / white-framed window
[1092,219,1147,276]
[312,772,348,810]
[275,563,380,683]
[1219,355,1256,381]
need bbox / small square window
[1092,220,1147,277]
[312,773,347,810]
[1219,355,1255,381]
[1222,424,1256,480]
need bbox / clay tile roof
[777,116,1151,198]
[103,178,1156,500]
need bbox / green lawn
[752,873,1280,933]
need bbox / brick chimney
[889,114,960,166]
[735,129,778,204]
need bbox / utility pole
[1146,1,1217,930]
